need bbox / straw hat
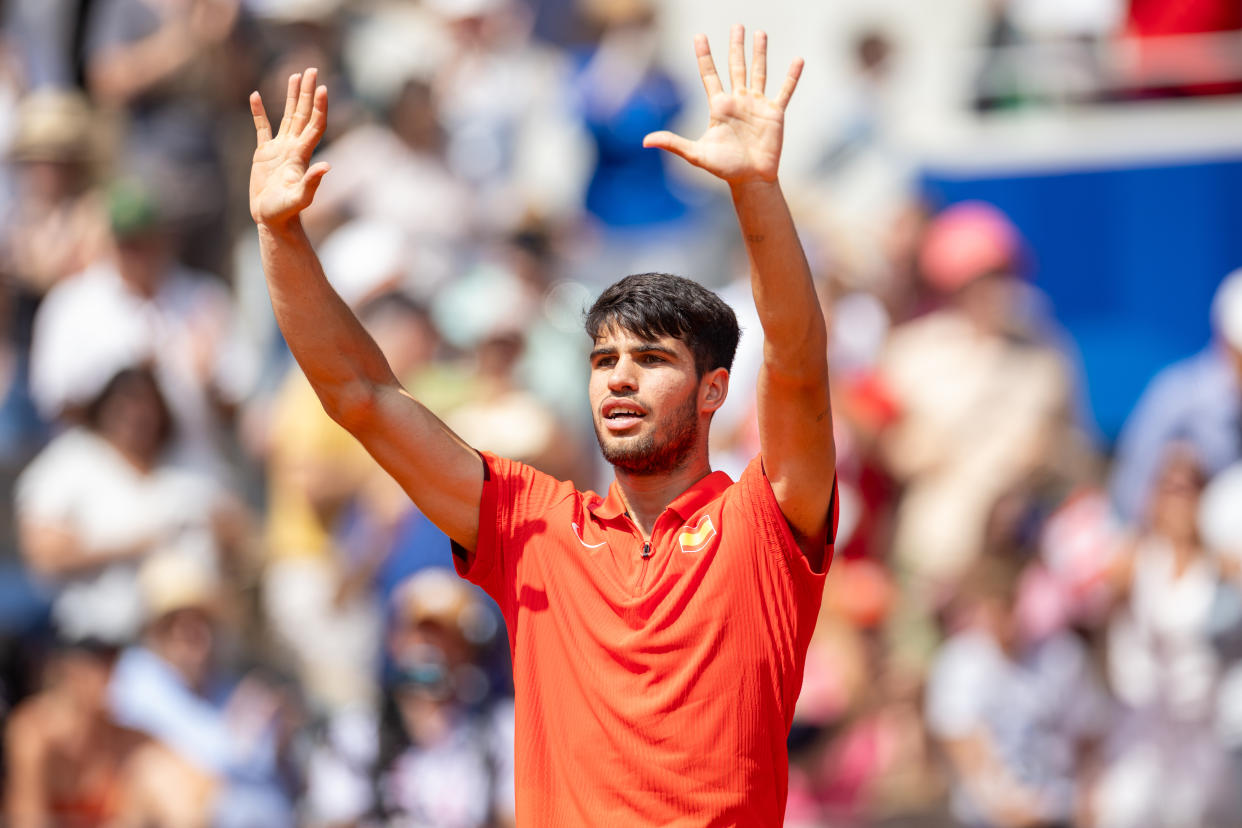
[9,90,94,163]
[138,550,221,623]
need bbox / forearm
[88,24,198,105]
[257,219,398,424]
[20,523,151,579]
[730,180,827,380]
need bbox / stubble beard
[595,394,700,477]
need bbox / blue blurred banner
[923,154,1242,441]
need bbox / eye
[592,356,617,369]
[640,353,666,365]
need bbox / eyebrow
[589,342,680,360]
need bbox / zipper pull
[641,543,651,559]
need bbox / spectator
[109,551,295,828]
[4,638,145,827]
[428,0,585,227]
[15,365,248,645]
[877,201,1087,592]
[925,554,1109,827]
[1,90,109,302]
[1092,446,1240,827]
[302,77,475,294]
[1110,267,1242,525]
[374,569,514,828]
[574,0,685,226]
[83,0,257,278]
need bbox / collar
[588,470,734,522]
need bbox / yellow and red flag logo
[678,514,717,554]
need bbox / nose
[607,355,637,393]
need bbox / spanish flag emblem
[678,514,717,554]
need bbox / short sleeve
[15,434,85,525]
[735,455,837,584]
[453,452,574,608]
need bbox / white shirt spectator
[15,427,222,642]
[927,627,1108,824]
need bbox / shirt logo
[678,515,717,554]
[572,522,607,549]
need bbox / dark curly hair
[584,273,740,377]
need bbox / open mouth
[602,400,647,430]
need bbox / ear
[699,367,729,415]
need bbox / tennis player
[250,24,836,826]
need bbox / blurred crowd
[0,0,1240,826]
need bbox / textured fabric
[456,453,836,827]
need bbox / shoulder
[479,451,582,526]
[31,427,104,464]
[5,695,51,748]
[728,456,834,564]
[1149,347,1225,398]
[18,429,107,491]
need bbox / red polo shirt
[456,452,836,827]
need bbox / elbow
[319,379,385,433]
[765,326,828,380]
[18,524,76,581]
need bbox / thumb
[643,131,697,163]
[300,161,331,203]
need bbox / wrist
[255,216,304,242]
[729,178,783,209]
[729,177,782,198]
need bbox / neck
[106,435,156,475]
[613,452,712,537]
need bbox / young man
[250,24,836,826]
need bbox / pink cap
[919,201,1021,292]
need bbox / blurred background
[1,0,1242,825]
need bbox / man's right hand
[249,69,331,230]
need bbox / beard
[594,393,700,476]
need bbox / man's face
[589,326,704,476]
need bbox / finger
[751,30,767,96]
[278,72,300,135]
[694,34,724,98]
[728,23,746,92]
[776,57,804,110]
[300,161,331,204]
[298,85,329,153]
[642,130,698,164]
[249,91,272,145]
[291,67,317,134]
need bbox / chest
[505,505,788,679]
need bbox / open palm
[249,68,331,228]
[644,26,802,184]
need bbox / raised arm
[644,27,835,552]
[249,69,483,550]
